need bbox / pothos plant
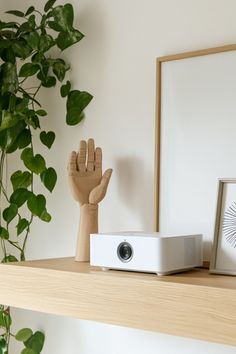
[0,0,93,353]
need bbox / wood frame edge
[157,43,236,63]
[154,59,162,231]
[209,179,236,275]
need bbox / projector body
[90,232,203,275]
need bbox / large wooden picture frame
[154,44,236,259]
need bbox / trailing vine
[0,0,93,352]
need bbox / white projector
[90,232,203,275]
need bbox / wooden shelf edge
[0,257,236,347]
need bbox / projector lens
[117,242,133,262]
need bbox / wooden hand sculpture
[68,139,112,261]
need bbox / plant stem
[22,213,33,257]
[0,152,7,259]
[18,77,28,85]
[5,306,11,351]
[33,84,42,101]
[33,9,43,17]
[21,122,35,257]
[0,151,6,206]
[7,240,22,253]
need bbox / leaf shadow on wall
[116,157,153,230]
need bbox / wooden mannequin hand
[68,138,112,261]
[68,138,112,205]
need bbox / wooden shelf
[0,258,236,346]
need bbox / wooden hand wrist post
[68,139,112,261]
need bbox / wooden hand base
[75,204,98,261]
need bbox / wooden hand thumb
[89,169,113,204]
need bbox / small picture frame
[210,179,236,275]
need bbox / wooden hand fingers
[70,138,104,174]
[77,140,86,172]
[95,147,102,172]
[68,151,77,175]
[87,138,95,172]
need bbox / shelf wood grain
[0,257,236,346]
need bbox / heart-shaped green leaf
[5,10,25,17]
[25,6,35,16]
[39,34,54,53]
[40,131,55,149]
[23,31,39,50]
[19,63,40,77]
[16,218,29,236]
[40,167,57,192]
[10,188,30,207]
[44,0,56,12]
[3,203,18,223]
[0,227,9,240]
[17,129,31,149]
[12,39,32,59]
[56,29,84,51]
[52,5,73,31]
[60,80,71,97]
[66,90,93,125]
[0,120,25,151]
[24,331,45,353]
[11,170,32,190]
[36,109,47,116]
[15,328,33,342]
[27,194,46,217]
[42,77,56,88]
[52,60,68,82]
[21,148,46,174]
[28,15,36,29]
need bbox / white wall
[2,0,236,352]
